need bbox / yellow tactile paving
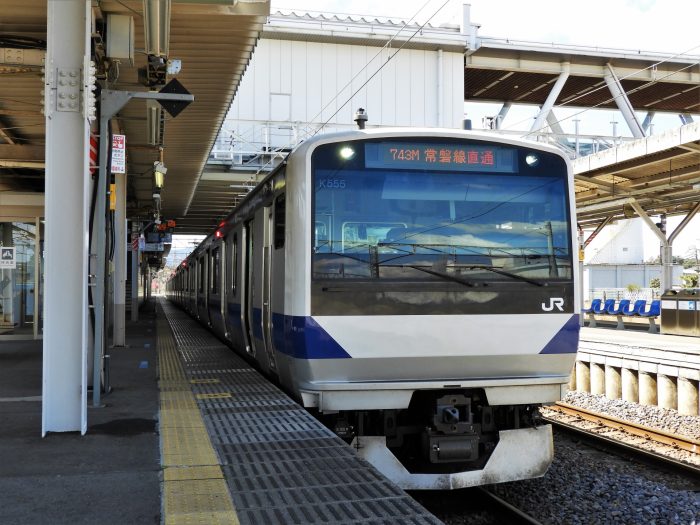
[157,317,238,524]
[159,409,208,429]
[163,466,224,482]
[190,378,220,384]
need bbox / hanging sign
[111,134,126,174]
[0,247,15,269]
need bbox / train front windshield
[311,139,572,283]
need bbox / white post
[42,0,91,435]
[437,49,443,127]
[604,63,645,138]
[113,172,127,346]
[530,63,569,135]
[131,222,139,321]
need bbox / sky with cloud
[267,0,700,258]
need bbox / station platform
[580,326,700,356]
[0,304,161,524]
[575,325,700,416]
[0,299,439,525]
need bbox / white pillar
[530,63,569,134]
[42,0,91,435]
[113,172,127,346]
[677,376,699,416]
[605,366,622,400]
[575,361,590,393]
[604,63,645,138]
[629,201,670,291]
[657,375,677,410]
[590,363,605,396]
[437,49,443,127]
[131,222,139,321]
[621,368,639,403]
[639,372,658,406]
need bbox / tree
[681,273,699,288]
[649,277,661,289]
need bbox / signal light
[215,230,223,238]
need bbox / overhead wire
[252,0,452,177]
[295,0,434,139]
[312,0,452,138]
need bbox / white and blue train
[167,128,580,490]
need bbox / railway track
[541,401,700,475]
[411,486,544,525]
[476,487,544,525]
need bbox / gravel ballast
[420,390,700,524]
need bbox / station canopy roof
[2,6,698,235]
[465,37,700,114]
[0,0,270,226]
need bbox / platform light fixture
[153,161,167,189]
[143,0,171,57]
[146,98,162,145]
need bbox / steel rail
[550,402,699,453]
[542,403,700,476]
[476,488,544,525]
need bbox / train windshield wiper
[403,265,481,288]
[461,265,546,287]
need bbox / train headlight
[525,153,539,167]
[339,146,355,160]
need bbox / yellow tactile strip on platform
[157,318,238,525]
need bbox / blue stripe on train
[275,313,351,359]
[224,302,351,359]
[539,314,580,354]
[225,302,578,359]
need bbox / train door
[198,253,210,325]
[242,220,254,356]
[220,239,229,339]
[262,205,277,372]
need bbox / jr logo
[542,298,564,312]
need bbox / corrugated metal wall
[217,39,464,158]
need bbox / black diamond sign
[158,78,193,118]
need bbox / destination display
[365,142,517,173]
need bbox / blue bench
[607,299,630,329]
[582,298,612,328]
[583,299,660,333]
[638,300,661,333]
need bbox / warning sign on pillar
[111,134,126,174]
[0,247,15,269]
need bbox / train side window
[199,259,205,293]
[274,194,286,249]
[211,247,220,293]
[230,234,237,295]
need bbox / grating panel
[159,300,441,525]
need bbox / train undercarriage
[317,389,551,490]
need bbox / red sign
[89,131,98,177]
[111,134,126,174]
